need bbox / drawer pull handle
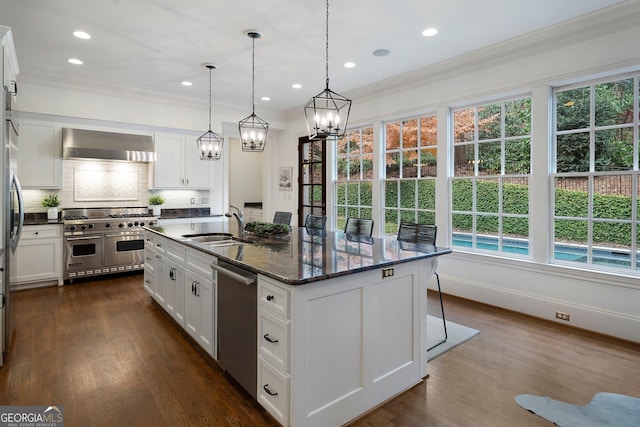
[266,295,274,301]
[263,384,278,396]
[263,334,279,343]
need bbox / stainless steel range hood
[62,128,156,162]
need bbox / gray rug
[515,392,640,427]
[426,315,479,361]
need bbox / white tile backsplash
[23,159,210,212]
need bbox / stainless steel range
[63,207,157,281]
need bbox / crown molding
[325,0,640,114]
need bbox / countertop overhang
[144,221,451,285]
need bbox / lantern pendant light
[304,0,351,140]
[239,31,269,152]
[197,64,224,160]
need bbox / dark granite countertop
[24,213,63,225]
[144,221,451,285]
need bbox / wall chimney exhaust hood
[62,128,156,162]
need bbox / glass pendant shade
[239,31,268,152]
[304,0,351,140]
[198,64,223,160]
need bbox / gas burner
[64,215,88,221]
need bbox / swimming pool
[452,233,637,269]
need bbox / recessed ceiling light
[181,81,193,86]
[68,58,83,65]
[292,83,302,89]
[261,96,271,101]
[373,49,390,57]
[344,62,356,69]
[422,28,438,37]
[73,30,91,40]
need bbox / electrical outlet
[555,311,570,321]
[382,267,394,278]
[190,197,195,204]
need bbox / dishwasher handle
[211,262,256,285]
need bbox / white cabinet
[185,269,214,355]
[257,276,291,426]
[19,122,62,189]
[15,224,62,287]
[151,133,212,189]
[143,231,216,357]
[1,27,18,90]
[165,257,186,327]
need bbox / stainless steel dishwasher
[212,260,258,399]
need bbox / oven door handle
[66,235,102,241]
[104,233,144,238]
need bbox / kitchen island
[144,221,451,427]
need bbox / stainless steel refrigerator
[1,58,23,367]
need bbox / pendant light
[197,64,224,160]
[304,0,351,140]
[239,31,269,152]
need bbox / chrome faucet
[225,204,245,238]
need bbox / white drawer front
[186,249,215,278]
[165,241,186,263]
[259,277,290,319]
[22,224,61,239]
[258,356,289,426]
[259,309,290,373]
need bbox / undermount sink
[181,232,234,243]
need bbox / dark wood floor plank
[1,273,638,426]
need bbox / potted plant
[42,194,60,220]
[149,194,165,216]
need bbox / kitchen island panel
[283,257,433,427]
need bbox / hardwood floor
[1,273,638,426]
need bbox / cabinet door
[16,239,60,284]
[19,122,62,189]
[15,225,62,285]
[184,138,211,188]
[143,266,155,296]
[153,133,185,188]
[165,258,185,327]
[185,270,214,355]
[153,252,167,305]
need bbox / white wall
[12,2,640,341]
[269,2,640,341]
[228,137,263,210]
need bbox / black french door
[298,136,327,226]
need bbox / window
[451,97,531,254]
[383,115,438,234]
[553,75,639,272]
[334,127,374,230]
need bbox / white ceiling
[0,0,630,114]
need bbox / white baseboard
[429,276,640,343]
